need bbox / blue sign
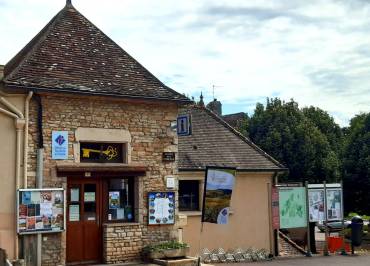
[52,131,68,160]
[177,115,191,136]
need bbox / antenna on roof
[212,85,223,100]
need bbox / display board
[17,188,65,234]
[326,188,343,221]
[279,187,307,229]
[308,189,325,222]
[202,167,236,224]
[148,192,175,225]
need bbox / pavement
[218,254,370,266]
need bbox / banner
[326,188,342,221]
[279,187,307,228]
[308,189,325,222]
[202,167,236,224]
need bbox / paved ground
[218,254,370,266]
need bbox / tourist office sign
[17,188,66,234]
[52,131,68,160]
[278,187,307,229]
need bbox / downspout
[33,94,44,266]
[23,91,33,188]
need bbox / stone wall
[26,93,180,265]
[103,223,176,263]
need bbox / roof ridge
[197,105,286,170]
[4,5,69,80]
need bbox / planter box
[147,247,189,259]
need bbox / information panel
[308,189,325,222]
[279,187,307,229]
[148,192,175,225]
[17,188,65,234]
[326,188,343,221]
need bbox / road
[216,255,370,266]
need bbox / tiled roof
[3,3,190,102]
[222,112,248,129]
[178,105,285,171]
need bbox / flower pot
[147,247,189,259]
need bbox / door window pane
[84,184,96,221]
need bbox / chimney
[0,65,4,80]
[207,99,222,116]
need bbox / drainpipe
[34,94,44,266]
[0,96,25,260]
[23,92,33,188]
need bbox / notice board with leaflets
[17,188,66,234]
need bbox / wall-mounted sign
[279,187,307,229]
[166,177,176,189]
[17,188,65,234]
[52,131,68,160]
[202,167,236,224]
[148,192,175,225]
[177,115,191,136]
[80,142,123,163]
[163,152,175,162]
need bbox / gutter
[179,167,288,173]
[5,83,193,104]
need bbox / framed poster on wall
[148,192,175,225]
[17,188,66,234]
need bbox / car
[317,220,351,232]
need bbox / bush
[143,241,188,253]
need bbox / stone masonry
[26,93,181,265]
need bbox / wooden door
[67,178,102,265]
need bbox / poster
[201,167,236,224]
[70,188,79,202]
[148,192,175,225]
[52,131,68,160]
[109,191,120,209]
[84,192,95,202]
[326,189,342,221]
[69,205,80,222]
[279,187,307,229]
[17,189,65,234]
[308,189,325,222]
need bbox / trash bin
[351,216,363,247]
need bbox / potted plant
[143,241,189,260]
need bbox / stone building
[177,104,285,255]
[0,1,190,265]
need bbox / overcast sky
[1,0,370,126]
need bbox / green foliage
[143,241,188,253]
[248,98,341,183]
[343,113,370,214]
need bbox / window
[179,180,200,211]
[106,178,134,222]
[80,142,125,163]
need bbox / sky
[1,0,370,126]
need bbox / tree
[248,98,341,183]
[343,113,370,214]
